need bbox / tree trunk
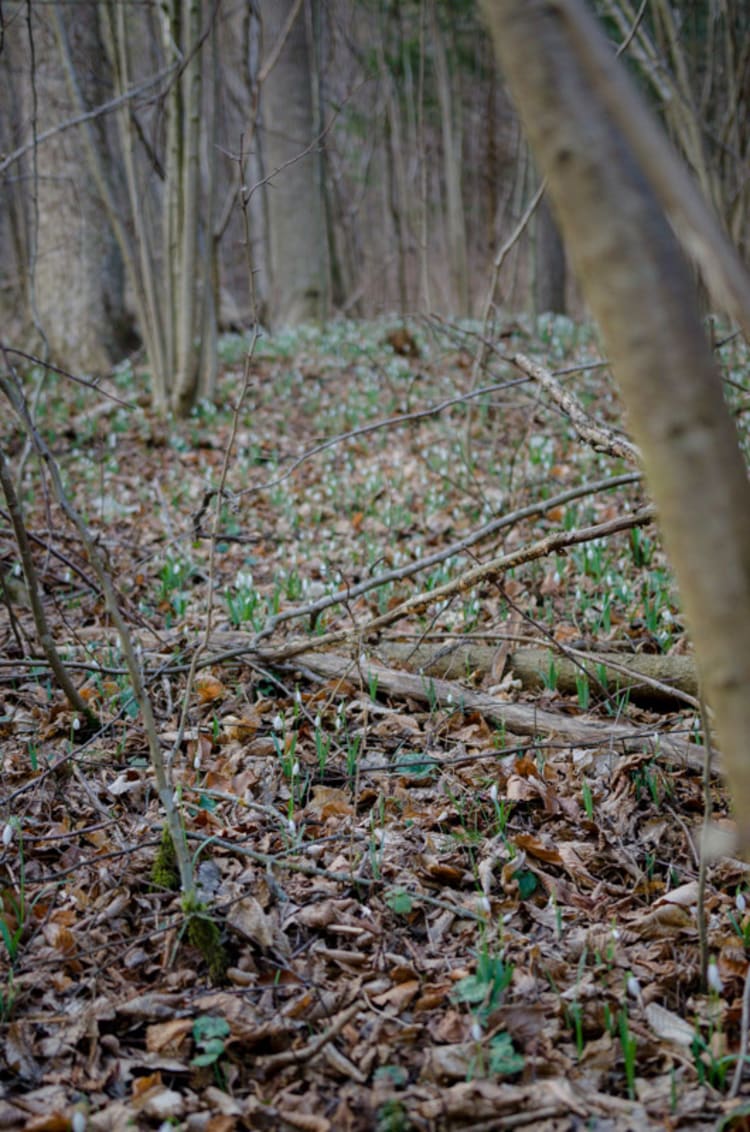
[21,5,128,373]
[481,0,750,848]
[260,0,328,327]
[534,195,566,315]
[430,0,469,315]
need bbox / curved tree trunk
[481,0,750,849]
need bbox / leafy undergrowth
[1,316,750,1130]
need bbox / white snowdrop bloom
[736,891,747,914]
[627,975,641,999]
[490,784,499,806]
[288,818,296,835]
[291,761,299,778]
[708,959,723,994]
[478,895,491,915]
[470,1021,483,1042]
[273,715,284,732]
[71,716,81,732]
[2,823,13,847]
[72,1111,87,1132]
[611,927,621,941]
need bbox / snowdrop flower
[2,823,13,847]
[708,959,723,994]
[737,891,747,914]
[273,714,284,732]
[489,783,499,806]
[71,716,81,732]
[470,1021,483,1042]
[626,974,641,999]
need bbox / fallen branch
[252,1000,361,1074]
[512,352,640,464]
[286,650,707,773]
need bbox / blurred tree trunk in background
[430,0,469,315]
[534,195,566,315]
[260,0,329,327]
[9,5,129,373]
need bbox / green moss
[151,826,180,890]
[187,911,227,984]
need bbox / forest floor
[1,315,750,1131]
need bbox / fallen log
[373,641,698,709]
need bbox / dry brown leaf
[370,979,420,1009]
[145,1017,193,1056]
[645,1002,695,1047]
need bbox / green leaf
[192,1014,230,1043]
[487,1031,525,1076]
[386,889,414,915]
[453,974,488,1005]
[515,869,538,899]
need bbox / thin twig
[252,1000,362,1072]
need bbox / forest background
[3,2,750,1130]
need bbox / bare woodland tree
[91,0,218,414]
[481,0,750,845]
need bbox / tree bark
[534,195,566,315]
[481,0,750,848]
[260,0,328,327]
[22,5,128,373]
